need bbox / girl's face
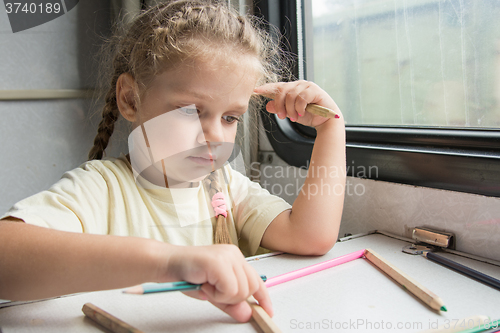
[128,56,259,188]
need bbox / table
[1,233,499,332]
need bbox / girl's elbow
[315,229,340,254]
[295,234,337,256]
[309,238,336,256]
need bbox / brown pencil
[254,92,339,119]
[82,303,144,333]
[247,296,282,333]
[364,249,447,312]
[304,104,339,119]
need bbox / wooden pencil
[247,296,282,333]
[305,104,339,119]
[254,92,339,119]
[82,303,144,333]
[364,249,447,312]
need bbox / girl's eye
[222,115,242,124]
[178,106,198,116]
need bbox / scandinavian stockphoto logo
[4,0,79,33]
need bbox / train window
[254,0,500,197]
[307,0,500,128]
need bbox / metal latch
[403,227,455,255]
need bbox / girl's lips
[188,156,215,165]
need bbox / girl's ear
[116,73,138,122]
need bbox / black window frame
[254,0,500,198]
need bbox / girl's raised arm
[255,81,346,256]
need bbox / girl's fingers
[285,92,298,121]
[210,300,253,323]
[201,267,238,303]
[265,100,276,114]
[198,248,256,304]
[244,266,261,297]
[253,82,281,99]
[206,276,272,323]
[294,93,308,117]
[182,289,208,301]
[255,81,325,121]
[229,265,250,303]
[285,81,311,120]
[270,86,288,120]
[250,277,273,317]
[199,282,217,300]
[256,82,295,119]
[175,244,273,322]
[201,267,260,305]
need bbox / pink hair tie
[211,192,227,218]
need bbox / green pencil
[124,275,267,294]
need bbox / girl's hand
[254,80,343,129]
[160,244,272,323]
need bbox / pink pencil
[265,249,366,288]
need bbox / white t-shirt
[1,155,291,256]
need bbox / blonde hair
[88,0,289,244]
[88,0,286,160]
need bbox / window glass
[308,0,500,128]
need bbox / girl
[0,0,345,323]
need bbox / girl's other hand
[254,81,343,128]
[160,244,272,322]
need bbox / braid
[203,170,232,245]
[88,22,132,161]
[88,84,119,160]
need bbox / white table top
[1,233,499,332]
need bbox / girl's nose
[198,118,224,144]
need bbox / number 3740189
[5,2,62,14]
